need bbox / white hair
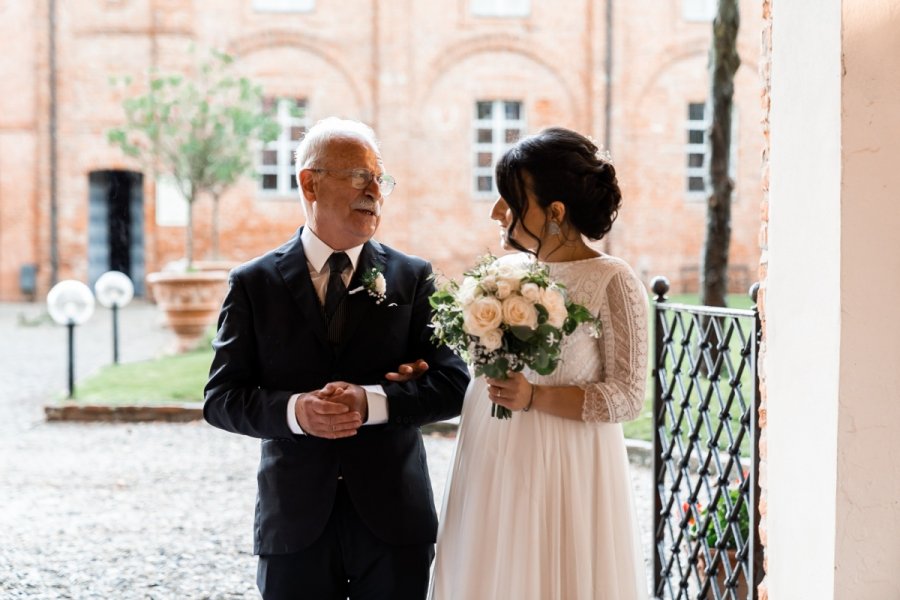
[294,117,380,185]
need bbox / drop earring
[547,221,561,236]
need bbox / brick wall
[0,0,764,301]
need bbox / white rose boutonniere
[349,267,387,304]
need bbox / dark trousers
[257,481,434,600]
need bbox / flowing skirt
[429,377,649,600]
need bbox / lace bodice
[525,254,649,424]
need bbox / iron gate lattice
[651,277,763,600]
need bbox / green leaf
[509,325,536,342]
[478,357,510,379]
[532,346,551,372]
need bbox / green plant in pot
[686,485,751,596]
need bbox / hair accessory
[595,147,613,163]
[547,221,562,237]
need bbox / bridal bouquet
[429,255,598,419]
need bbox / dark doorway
[87,170,145,295]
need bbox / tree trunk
[700,0,741,308]
[186,193,194,269]
[211,192,220,260]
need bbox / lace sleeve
[579,267,649,423]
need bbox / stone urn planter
[192,259,240,273]
[146,270,229,352]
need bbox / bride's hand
[486,372,535,412]
[384,359,429,382]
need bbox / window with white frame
[682,0,716,21]
[471,0,530,17]
[686,102,708,196]
[253,0,314,12]
[473,100,524,198]
[259,98,308,195]
[685,101,738,199]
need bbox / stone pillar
[764,0,900,597]
[756,0,772,596]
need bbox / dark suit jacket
[203,228,469,555]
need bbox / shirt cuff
[362,385,388,425]
[287,393,306,435]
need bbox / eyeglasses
[310,168,397,197]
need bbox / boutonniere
[349,267,387,304]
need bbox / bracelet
[523,383,536,412]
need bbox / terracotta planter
[146,270,229,352]
[697,548,749,598]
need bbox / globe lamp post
[46,280,95,398]
[94,271,135,364]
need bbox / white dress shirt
[286,227,389,434]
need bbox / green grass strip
[71,349,213,405]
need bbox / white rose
[493,263,524,293]
[540,286,568,329]
[479,328,504,352]
[480,274,498,293]
[456,276,481,306]
[374,273,386,295]
[520,282,542,303]
[495,279,513,300]
[502,295,539,329]
[463,296,504,336]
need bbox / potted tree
[108,49,280,351]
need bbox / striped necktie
[324,252,351,345]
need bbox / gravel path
[0,301,652,598]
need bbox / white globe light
[94,271,135,308]
[47,280,95,325]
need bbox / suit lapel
[275,228,330,348]
[337,239,387,355]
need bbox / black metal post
[750,282,763,600]
[651,276,669,598]
[67,320,75,398]
[112,304,120,364]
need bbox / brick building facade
[0,0,762,301]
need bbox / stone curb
[43,403,656,464]
[42,403,459,434]
[44,403,204,423]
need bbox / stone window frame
[252,0,315,13]
[686,101,709,198]
[685,101,738,201]
[682,0,716,22]
[258,98,309,197]
[472,100,525,200]
[470,0,530,18]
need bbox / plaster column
[766,0,900,597]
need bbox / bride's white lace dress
[429,254,650,600]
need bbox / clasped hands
[294,359,429,439]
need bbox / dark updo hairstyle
[494,127,621,257]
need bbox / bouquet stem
[491,403,512,419]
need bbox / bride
[428,127,650,599]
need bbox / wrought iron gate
[651,277,763,600]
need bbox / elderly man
[204,117,468,600]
